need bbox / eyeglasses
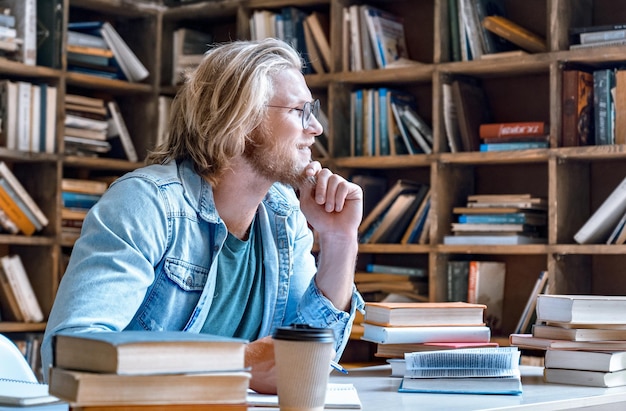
[266,99,320,129]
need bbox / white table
[326,364,626,410]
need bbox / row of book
[561,67,626,147]
[250,7,331,76]
[343,4,414,72]
[570,23,626,50]
[67,21,149,83]
[358,179,431,245]
[450,0,547,61]
[0,79,57,154]
[350,88,433,157]
[510,294,626,388]
[444,193,548,245]
[0,253,43,323]
[0,161,47,236]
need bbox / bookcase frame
[1,0,626,362]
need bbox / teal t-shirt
[201,218,264,340]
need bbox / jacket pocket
[164,258,209,291]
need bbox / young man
[41,38,364,394]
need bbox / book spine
[479,141,548,151]
[479,122,547,138]
[561,70,594,146]
[593,69,615,145]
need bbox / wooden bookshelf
[2,0,626,365]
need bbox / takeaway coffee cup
[272,324,335,411]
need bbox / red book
[479,121,548,139]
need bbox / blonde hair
[146,38,303,184]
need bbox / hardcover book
[361,324,491,344]
[363,301,486,327]
[545,349,626,372]
[536,294,626,324]
[561,69,594,146]
[53,331,246,375]
[48,368,250,406]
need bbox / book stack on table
[360,301,496,361]
[510,294,626,387]
[48,331,250,410]
[398,346,522,395]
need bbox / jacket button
[185,276,193,287]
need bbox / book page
[405,347,520,370]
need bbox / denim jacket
[41,159,363,380]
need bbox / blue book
[61,192,101,209]
[378,88,389,156]
[479,141,549,151]
[458,213,544,225]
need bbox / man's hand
[297,162,363,237]
[245,336,277,394]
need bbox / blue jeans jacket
[41,159,363,380]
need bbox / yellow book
[482,15,547,53]
[0,182,35,235]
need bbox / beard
[243,127,310,188]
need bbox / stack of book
[355,263,428,303]
[358,179,431,245]
[48,331,250,409]
[570,24,626,50]
[60,178,109,244]
[444,193,547,245]
[361,301,493,359]
[64,94,110,156]
[0,253,43,323]
[350,88,433,157]
[510,294,626,387]
[478,121,549,151]
[67,21,149,82]
[398,346,522,395]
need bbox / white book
[107,100,138,162]
[0,254,43,322]
[361,323,491,344]
[100,22,149,82]
[29,84,40,153]
[574,175,626,244]
[0,161,48,227]
[16,81,31,152]
[44,85,57,154]
[536,294,626,324]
